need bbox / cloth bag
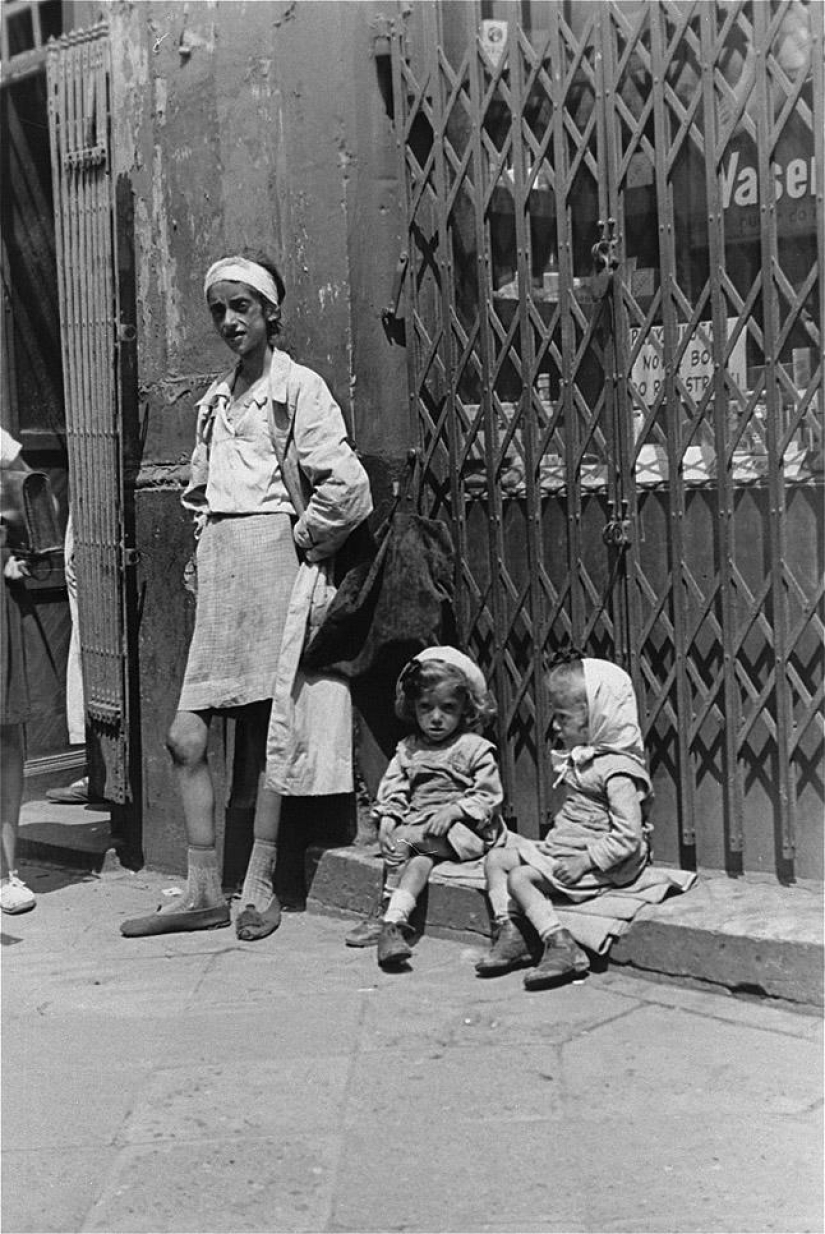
[301,507,455,680]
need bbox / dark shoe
[236,895,282,941]
[120,903,230,938]
[345,898,387,947]
[523,928,590,990]
[377,921,412,967]
[475,918,536,976]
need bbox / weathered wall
[108,0,409,870]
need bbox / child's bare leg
[378,839,449,969]
[508,865,590,988]
[507,865,562,939]
[384,853,433,926]
[484,846,521,923]
[475,853,536,976]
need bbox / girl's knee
[507,864,534,893]
[166,717,208,767]
[486,846,515,874]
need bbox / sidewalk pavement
[15,799,825,1008]
[2,858,823,1234]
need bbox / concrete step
[306,844,824,1009]
[16,799,118,873]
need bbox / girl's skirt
[178,512,299,713]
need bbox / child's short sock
[383,864,404,893]
[384,888,416,925]
[523,899,562,941]
[239,838,278,912]
[487,883,511,921]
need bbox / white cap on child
[414,646,487,697]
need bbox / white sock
[523,899,561,941]
[239,839,278,912]
[487,882,511,920]
[384,888,416,925]
[162,846,222,912]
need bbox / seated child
[476,650,652,990]
[362,646,504,969]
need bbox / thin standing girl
[121,252,371,940]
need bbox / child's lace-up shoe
[0,873,36,915]
[475,917,535,976]
[376,921,412,967]
[523,928,590,990]
[345,897,386,947]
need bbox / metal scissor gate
[47,25,131,803]
[390,0,823,877]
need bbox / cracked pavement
[2,862,822,1233]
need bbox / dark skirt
[2,578,31,725]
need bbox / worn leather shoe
[376,921,412,967]
[475,917,536,976]
[345,897,386,947]
[120,903,231,937]
[523,928,590,990]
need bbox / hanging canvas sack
[301,500,455,680]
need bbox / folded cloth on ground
[431,856,697,956]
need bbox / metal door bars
[390,0,823,875]
[47,24,130,802]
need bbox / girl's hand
[554,852,592,886]
[378,816,398,854]
[4,554,29,581]
[425,806,461,837]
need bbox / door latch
[602,499,632,548]
[381,250,409,328]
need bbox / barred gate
[390,0,823,878]
[47,25,131,803]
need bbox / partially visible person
[476,651,652,990]
[46,508,93,804]
[363,646,504,969]
[0,427,36,914]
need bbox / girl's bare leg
[1,723,25,879]
[163,709,224,910]
[167,709,215,849]
[484,846,521,921]
[507,864,562,939]
[236,702,284,937]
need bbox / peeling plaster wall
[107,0,409,868]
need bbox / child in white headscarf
[477,651,652,990]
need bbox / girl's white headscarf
[203,257,281,306]
[551,658,648,786]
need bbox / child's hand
[425,805,462,837]
[378,816,398,854]
[553,852,592,886]
[3,553,29,580]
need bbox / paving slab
[2,863,823,1233]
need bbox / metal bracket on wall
[381,250,408,327]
